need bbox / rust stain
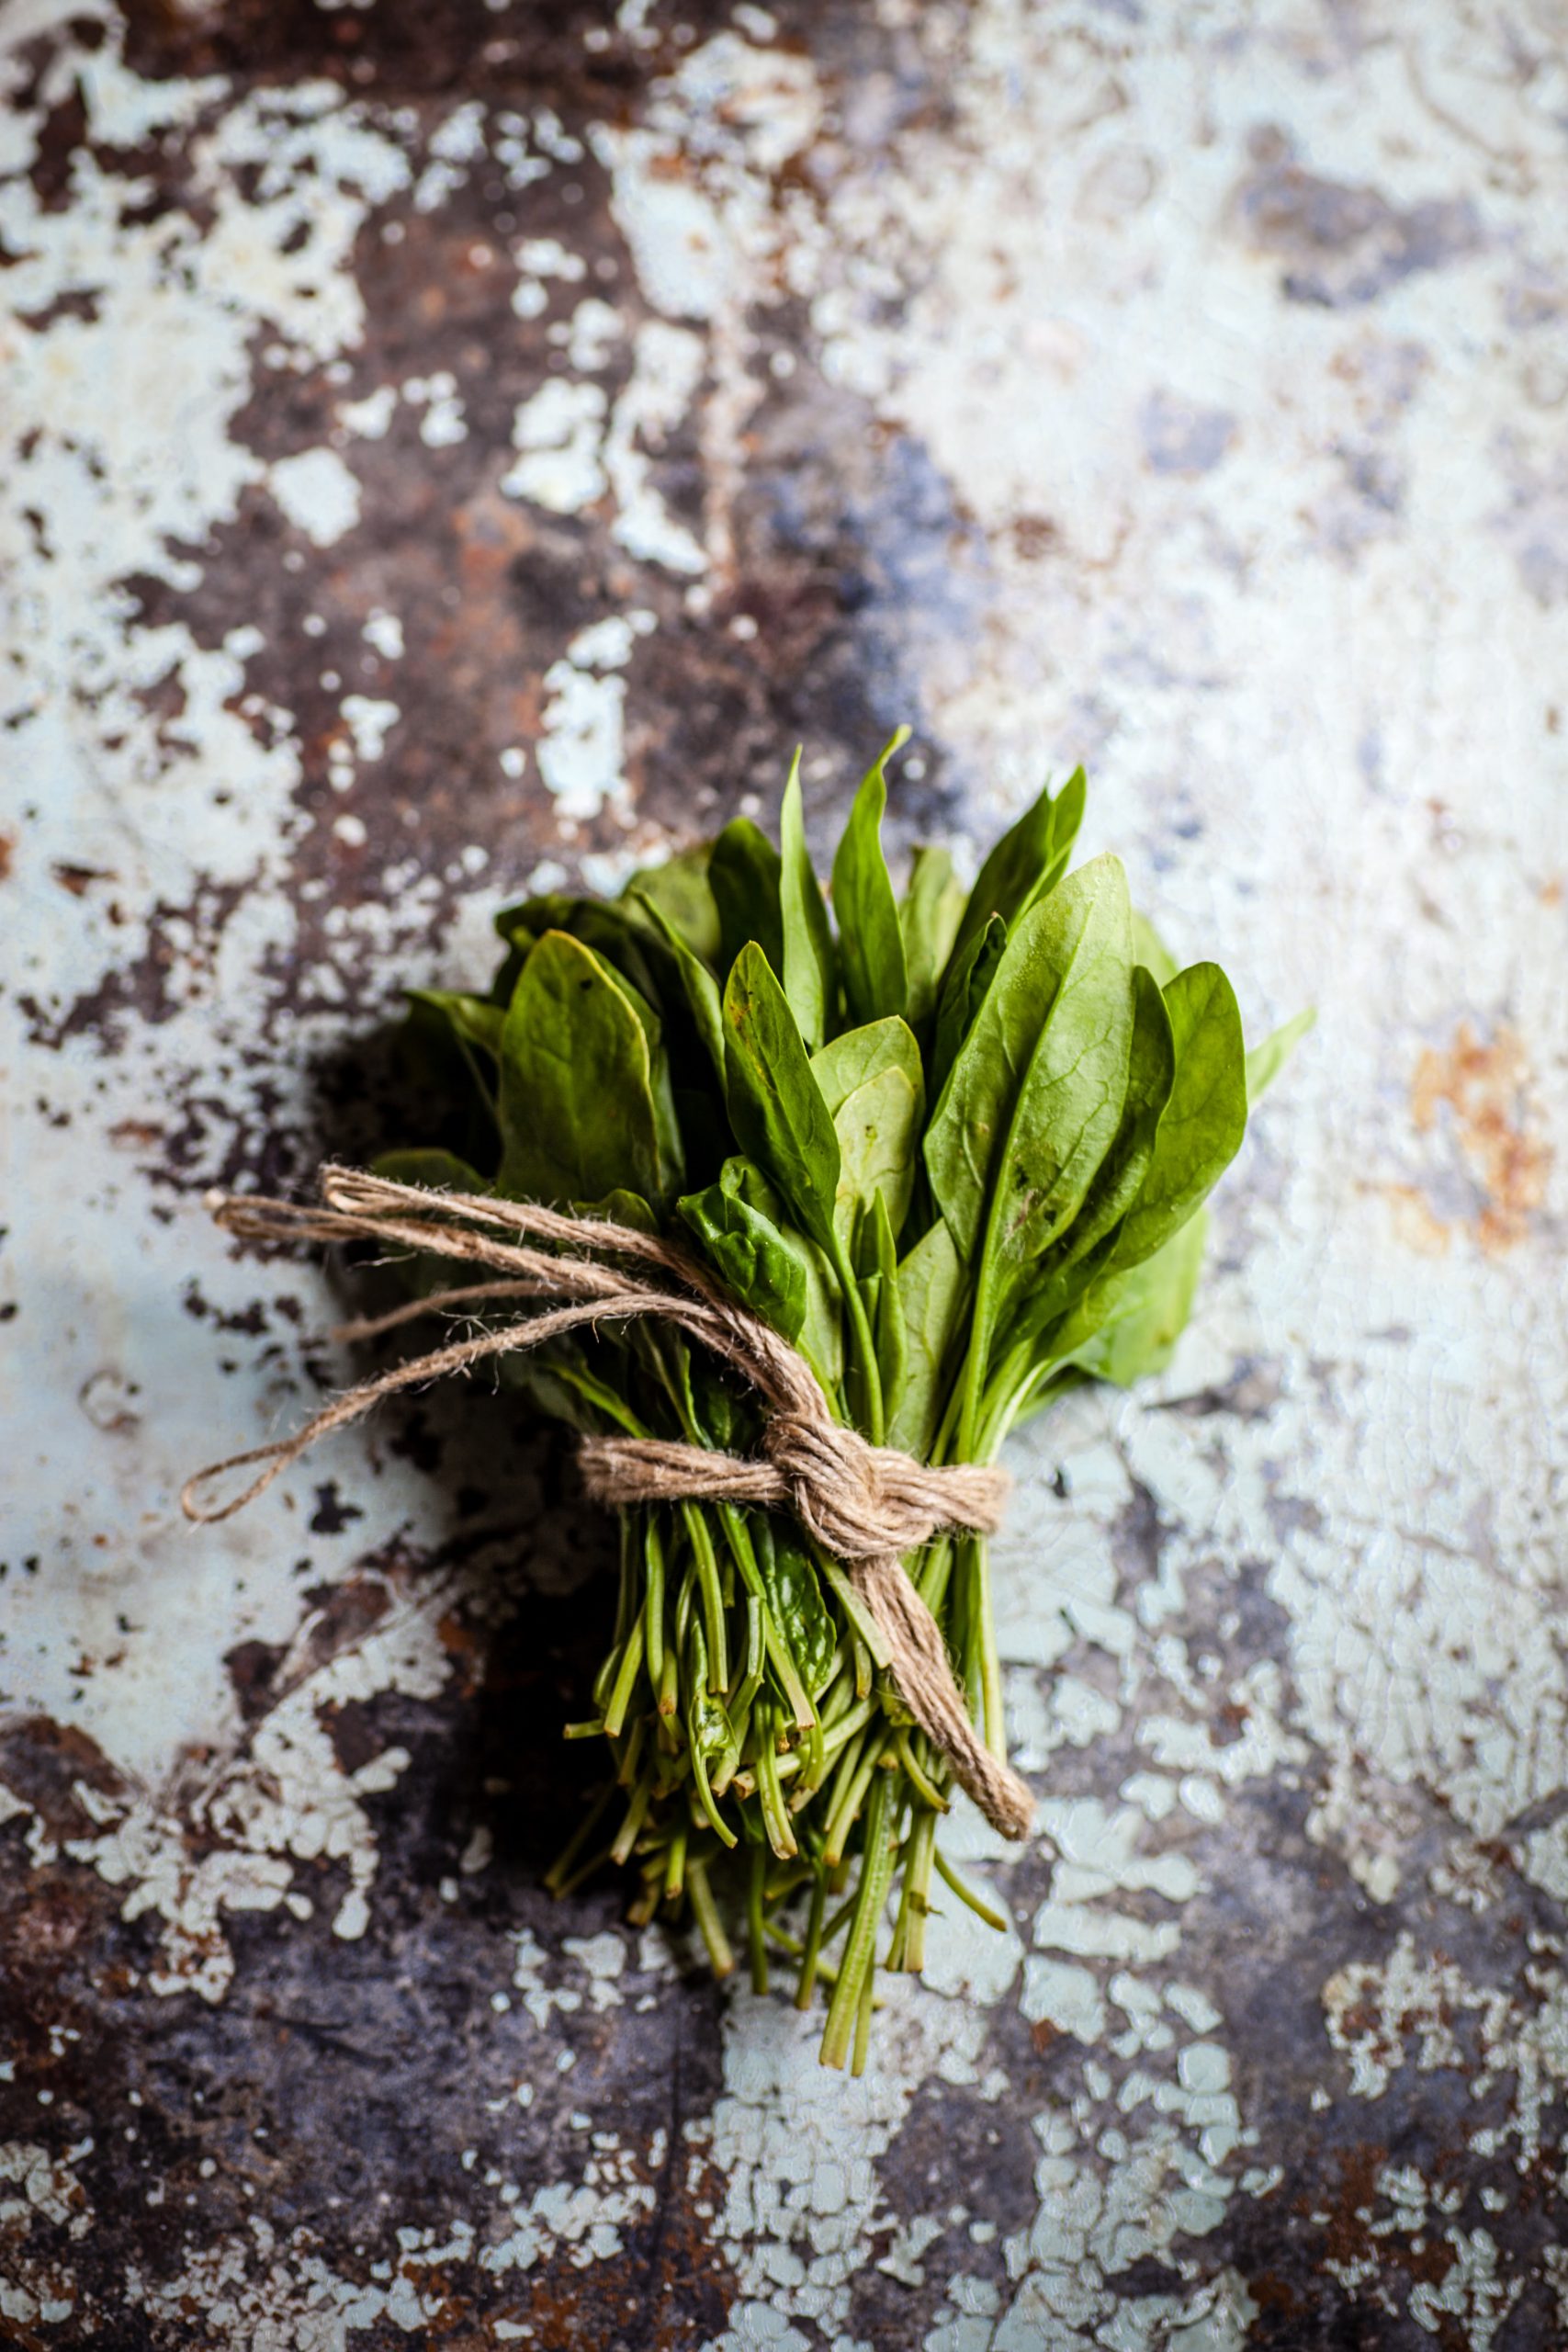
[435,1608,484,1691]
[0,830,14,879]
[1383,1180,1452,1257]
[1411,1020,1551,1253]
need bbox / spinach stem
[933,1845,1010,1932]
[747,1845,769,1994]
[829,1228,885,1442]
[795,1870,828,2010]
[662,1822,686,1904]
[682,1503,729,1692]
[752,1711,797,1860]
[685,1856,733,1977]
[603,1613,646,1739]
[968,1534,1006,1761]
[611,1758,657,1865]
[897,1806,938,1974]
[824,1727,888,1867]
[642,1510,666,1688]
[820,1770,896,2070]
[894,1728,947,1814]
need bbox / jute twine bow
[182,1167,1033,1839]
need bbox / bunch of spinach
[382,734,1306,2071]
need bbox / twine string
[181,1167,1033,1839]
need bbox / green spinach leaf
[886,1216,965,1457]
[679,1171,808,1341]
[947,766,1086,968]
[624,843,722,965]
[1065,1211,1209,1387]
[900,846,965,1031]
[831,729,908,1025]
[722,943,841,1252]
[1111,961,1247,1272]
[925,854,1134,1276]
[779,748,837,1051]
[710,817,784,983]
[754,1519,837,1698]
[628,888,726,1081]
[929,911,1008,1100]
[407,989,504,1063]
[499,930,674,1206]
[811,1016,925,1242]
[725,1158,844,1395]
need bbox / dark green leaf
[406,989,504,1063]
[494,895,670,1020]
[886,1216,965,1457]
[402,989,505,1125]
[779,748,837,1052]
[1035,966,1174,1293]
[753,1519,837,1698]
[831,729,909,1025]
[750,1519,831,1696]
[1112,962,1247,1272]
[499,930,674,1206]
[947,766,1086,969]
[925,854,1134,1273]
[710,817,784,982]
[900,846,965,1031]
[679,1174,808,1340]
[629,888,726,1081]
[724,1158,844,1396]
[982,872,1134,1329]
[929,912,1008,1101]
[988,965,1174,1372]
[1017,967,1247,1396]
[623,843,722,965]
[722,942,840,1252]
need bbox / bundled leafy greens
[384,734,1304,2070]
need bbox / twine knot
[759,1413,1009,1563]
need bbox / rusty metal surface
[3,1,1567,2344]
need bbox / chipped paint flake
[269,447,363,547]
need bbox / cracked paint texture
[2,0,1566,2345]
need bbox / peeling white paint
[269,447,363,547]
[0,2138,92,2330]
[535,609,656,821]
[502,377,608,514]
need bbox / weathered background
[3,0,1566,2344]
